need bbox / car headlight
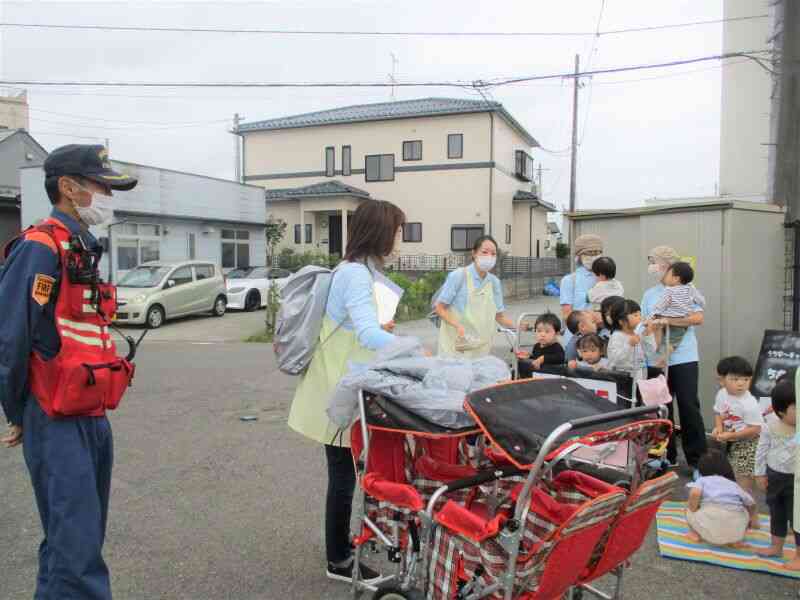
[132,294,148,304]
[228,287,246,294]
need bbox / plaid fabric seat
[428,471,626,600]
[579,471,678,584]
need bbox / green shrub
[556,242,570,259]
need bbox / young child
[754,378,800,568]
[711,356,764,495]
[686,449,758,546]
[516,313,565,378]
[564,310,598,362]
[606,299,656,381]
[587,257,625,309]
[573,333,608,371]
[650,261,706,355]
[598,295,624,343]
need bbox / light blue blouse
[325,261,396,351]
[560,266,596,345]
[437,263,505,314]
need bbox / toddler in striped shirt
[650,261,705,358]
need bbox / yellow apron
[288,315,375,448]
[437,268,498,359]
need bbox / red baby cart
[349,378,675,600]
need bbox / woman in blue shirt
[641,245,707,473]
[288,199,406,584]
[560,234,604,345]
[434,235,522,357]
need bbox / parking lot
[2,297,798,599]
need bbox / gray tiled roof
[264,180,371,201]
[239,97,538,147]
[513,190,556,212]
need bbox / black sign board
[751,329,800,398]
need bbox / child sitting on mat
[686,449,758,546]
[755,376,800,569]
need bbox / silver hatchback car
[115,261,227,328]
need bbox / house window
[505,224,512,245]
[515,150,534,181]
[305,224,312,243]
[325,146,335,177]
[342,145,351,176]
[294,224,301,244]
[221,229,251,269]
[365,154,395,182]
[451,225,485,251]
[402,140,422,161]
[402,222,422,242]
[447,134,463,159]
[116,223,161,271]
[187,232,196,260]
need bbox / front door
[329,215,342,257]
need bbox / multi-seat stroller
[348,377,677,600]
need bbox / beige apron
[288,314,375,448]
[437,268,498,359]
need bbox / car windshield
[227,268,254,279]
[118,266,172,288]
[248,268,270,279]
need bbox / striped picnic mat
[656,501,800,579]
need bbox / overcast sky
[0,0,763,213]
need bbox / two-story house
[238,97,554,258]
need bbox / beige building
[0,89,30,130]
[238,97,554,257]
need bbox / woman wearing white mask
[559,234,604,345]
[641,245,707,476]
[435,235,521,358]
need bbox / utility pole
[233,113,243,183]
[389,53,399,100]
[568,54,580,262]
[537,163,543,198]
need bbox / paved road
[2,298,797,599]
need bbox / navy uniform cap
[44,144,138,191]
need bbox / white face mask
[580,255,596,270]
[476,255,496,272]
[647,263,665,279]
[74,191,114,226]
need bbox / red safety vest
[6,217,134,418]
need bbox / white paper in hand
[374,274,404,325]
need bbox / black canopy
[364,392,479,437]
[465,379,636,468]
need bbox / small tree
[264,217,287,339]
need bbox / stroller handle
[444,465,526,494]
[568,404,661,430]
[426,465,526,517]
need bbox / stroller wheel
[372,585,424,600]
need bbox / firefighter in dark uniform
[0,144,138,600]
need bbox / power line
[0,14,768,37]
[29,106,232,126]
[0,51,773,90]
